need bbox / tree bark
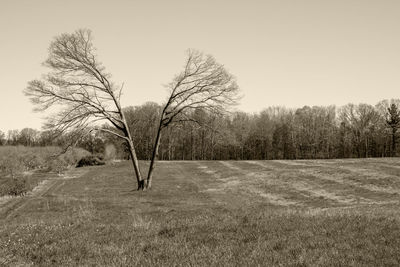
[119,109,144,190]
[147,125,162,189]
[127,139,144,190]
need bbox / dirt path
[0,168,87,220]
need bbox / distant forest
[2,99,400,160]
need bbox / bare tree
[146,49,240,189]
[24,29,145,189]
[339,104,381,157]
[18,128,39,146]
[0,130,5,146]
[7,130,20,146]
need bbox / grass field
[1,158,400,266]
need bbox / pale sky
[1,0,400,132]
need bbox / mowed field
[1,158,400,266]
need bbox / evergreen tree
[386,103,400,156]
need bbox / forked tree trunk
[127,139,145,190]
[119,110,145,190]
[147,125,162,189]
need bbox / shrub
[0,146,91,173]
[60,148,91,167]
[48,158,69,174]
[76,155,105,168]
[0,150,24,178]
[3,178,27,196]
[21,153,45,170]
[0,146,91,196]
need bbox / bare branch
[25,29,128,135]
[95,127,129,141]
[160,49,240,128]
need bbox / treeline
[2,99,400,160]
[123,99,400,160]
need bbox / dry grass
[1,158,400,266]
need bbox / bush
[76,155,105,168]
[2,178,27,196]
[48,158,68,174]
[0,146,91,196]
[59,148,91,167]
[0,146,91,176]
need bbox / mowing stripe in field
[219,161,355,206]
[194,161,300,206]
[305,167,400,195]
[271,160,400,195]
[243,161,363,205]
[244,160,400,205]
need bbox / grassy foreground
[1,159,400,266]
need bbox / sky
[1,0,400,132]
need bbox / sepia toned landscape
[1,159,400,265]
[1,0,400,266]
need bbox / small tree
[0,130,5,145]
[25,29,145,189]
[386,103,400,156]
[146,49,240,188]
